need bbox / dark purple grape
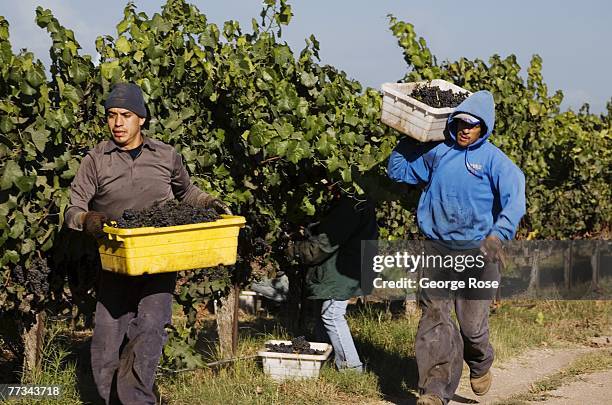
[113,200,221,228]
[410,84,469,108]
[265,336,325,355]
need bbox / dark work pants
[91,271,176,405]
[416,247,499,404]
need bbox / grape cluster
[191,265,229,281]
[11,264,25,284]
[265,336,325,355]
[251,237,269,256]
[291,336,311,352]
[410,84,469,108]
[10,256,51,296]
[114,200,221,228]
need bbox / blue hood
[448,90,496,148]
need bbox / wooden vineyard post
[404,296,419,317]
[564,241,573,290]
[590,241,601,291]
[527,249,540,293]
[216,285,239,359]
[21,311,46,377]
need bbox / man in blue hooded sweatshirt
[387,90,526,405]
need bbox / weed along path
[530,368,612,405]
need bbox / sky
[1,0,611,114]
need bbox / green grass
[489,300,610,360]
[1,300,609,404]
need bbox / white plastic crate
[239,290,261,314]
[258,340,332,381]
[381,79,471,142]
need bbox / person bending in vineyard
[387,90,526,405]
[286,191,378,372]
[64,83,230,405]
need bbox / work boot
[470,369,492,396]
[416,393,443,405]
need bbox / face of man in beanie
[107,108,145,150]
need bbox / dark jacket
[290,197,378,300]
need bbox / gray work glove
[480,235,506,266]
[196,194,232,215]
[210,198,232,215]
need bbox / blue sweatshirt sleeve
[387,138,431,185]
[489,158,526,240]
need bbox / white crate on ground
[381,79,471,142]
[258,340,332,381]
[239,290,261,314]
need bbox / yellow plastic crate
[97,215,246,276]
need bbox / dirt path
[449,347,595,404]
[528,368,612,405]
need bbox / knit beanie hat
[104,83,147,118]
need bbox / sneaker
[416,393,443,405]
[470,370,492,396]
[337,364,364,374]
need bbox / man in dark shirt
[286,192,378,372]
[65,83,230,404]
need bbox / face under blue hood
[447,90,496,148]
